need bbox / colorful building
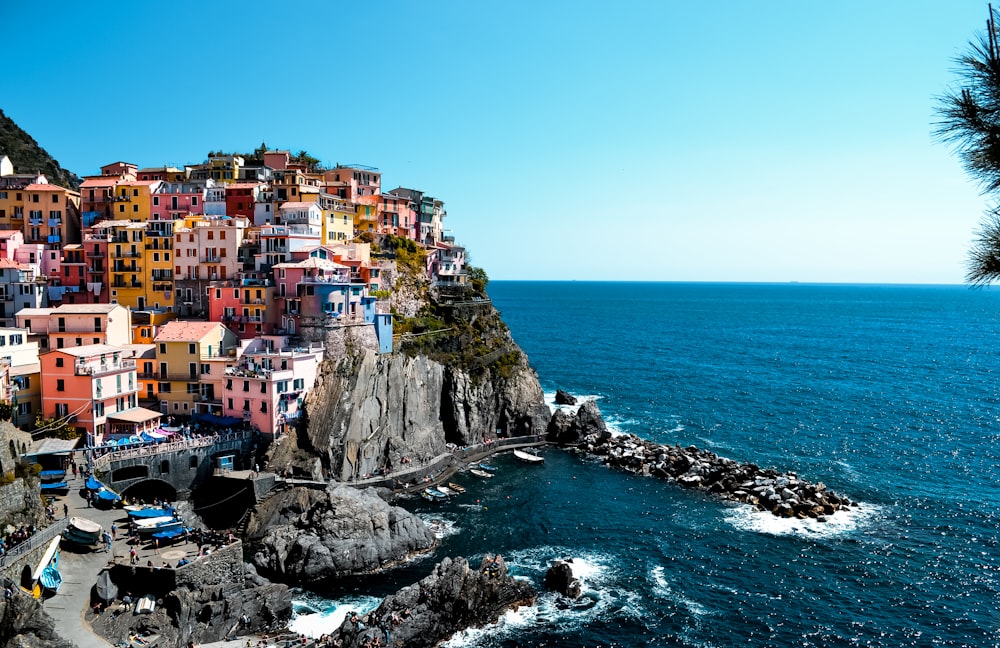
[152,321,238,417]
[0,327,40,430]
[221,335,324,439]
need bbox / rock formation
[559,403,856,520]
[329,555,536,648]
[280,294,550,482]
[544,560,582,599]
[88,546,291,647]
[248,485,436,584]
[554,389,577,406]
[0,593,73,648]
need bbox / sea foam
[289,592,381,638]
[722,501,882,539]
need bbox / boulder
[544,560,582,599]
[554,389,578,406]
[329,555,536,648]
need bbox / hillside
[0,109,80,189]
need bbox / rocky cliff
[0,594,72,648]
[273,291,550,482]
[247,485,436,584]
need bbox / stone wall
[0,478,44,530]
[174,541,244,589]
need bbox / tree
[938,5,1000,285]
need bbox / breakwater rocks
[248,485,436,584]
[329,555,536,648]
[555,401,857,520]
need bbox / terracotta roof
[153,320,226,342]
[0,259,29,270]
[25,183,67,192]
[0,231,20,239]
[80,177,119,187]
[279,202,315,210]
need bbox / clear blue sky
[1,1,993,283]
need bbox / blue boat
[39,565,62,593]
[40,482,69,493]
[421,488,448,502]
[85,475,103,490]
[127,506,174,519]
[39,469,67,482]
[477,463,497,473]
[151,527,189,541]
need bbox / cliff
[272,291,550,481]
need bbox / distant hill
[0,109,80,189]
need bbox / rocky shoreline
[551,400,858,520]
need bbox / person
[130,546,137,564]
[62,503,68,518]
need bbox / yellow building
[112,180,160,222]
[144,219,175,308]
[153,321,237,416]
[320,194,355,244]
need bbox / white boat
[63,517,102,546]
[437,486,457,496]
[513,449,545,464]
[134,593,156,615]
[470,468,493,479]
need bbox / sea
[289,282,1000,647]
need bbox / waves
[289,591,381,638]
[721,501,883,538]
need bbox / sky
[1,1,994,283]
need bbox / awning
[25,438,80,457]
[108,407,163,424]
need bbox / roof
[16,308,52,318]
[278,202,316,210]
[52,303,121,314]
[154,320,226,342]
[25,183,66,192]
[80,177,119,187]
[0,259,30,270]
[10,362,40,376]
[107,406,162,424]
[0,231,21,239]
[27,437,80,457]
[273,257,348,270]
[52,344,125,358]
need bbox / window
[260,382,266,394]
[56,379,64,392]
[243,399,250,411]
[94,317,101,332]
[153,196,159,206]
[188,343,196,354]
[201,364,210,375]
[55,357,64,367]
[260,402,268,413]
[192,197,198,205]
[159,343,166,354]
[243,381,249,392]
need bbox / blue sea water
[292,282,1000,647]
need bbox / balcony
[130,281,142,288]
[201,256,221,264]
[112,262,139,272]
[75,359,136,377]
[28,218,42,227]
[48,218,62,227]
[118,250,142,258]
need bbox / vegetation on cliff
[0,109,80,189]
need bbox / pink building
[221,335,324,440]
[39,344,160,446]
[151,181,206,221]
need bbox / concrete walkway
[39,474,204,648]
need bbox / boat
[95,570,118,605]
[477,463,497,473]
[85,475,103,491]
[436,486,457,497]
[513,449,545,464]
[127,506,175,519]
[39,565,62,594]
[421,488,447,502]
[447,482,466,493]
[470,468,493,479]
[151,527,189,542]
[40,481,70,494]
[27,537,60,598]
[39,469,67,482]
[134,593,156,615]
[63,517,102,546]
[135,516,185,536]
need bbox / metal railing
[0,517,70,568]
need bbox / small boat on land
[513,449,545,464]
[135,516,185,536]
[39,469,67,482]
[151,527,189,542]
[40,481,70,494]
[477,463,497,473]
[470,468,493,479]
[127,506,175,519]
[448,482,466,493]
[63,517,102,547]
[134,593,156,615]
[39,564,62,594]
